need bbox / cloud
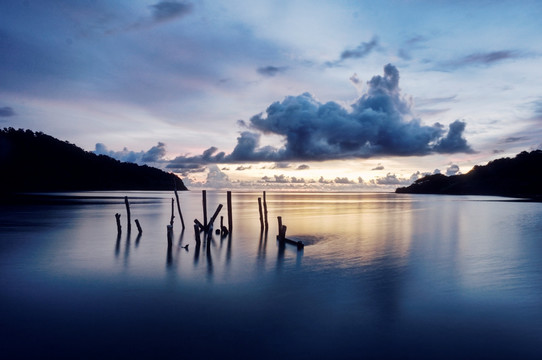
[257,66,286,77]
[441,50,524,69]
[141,142,166,162]
[397,35,428,60]
[271,162,291,169]
[372,163,384,171]
[375,173,412,185]
[504,136,528,143]
[334,177,355,184]
[236,165,252,171]
[296,164,310,170]
[446,164,460,176]
[94,142,167,164]
[326,37,379,67]
[151,1,193,23]
[0,107,15,117]
[433,120,474,153]
[340,37,379,60]
[165,64,474,166]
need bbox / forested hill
[0,128,187,193]
[396,150,542,199]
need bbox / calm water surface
[1,191,541,359]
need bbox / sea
[1,191,541,359]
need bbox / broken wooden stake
[202,190,208,229]
[208,204,223,230]
[258,197,264,230]
[276,216,304,249]
[173,184,185,230]
[135,219,142,234]
[194,219,205,232]
[227,191,233,233]
[263,191,269,230]
[115,213,122,234]
[124,196,131,233]
[170,198,175,226]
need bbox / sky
[1,0,541,190]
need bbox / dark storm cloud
[0,107,15,117]
[257,66,286,77]
[165,64,474,167]
[151,1,193,22]
[441,50,524,69]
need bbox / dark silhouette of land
[396,150,542,199]
[0,128,187,193]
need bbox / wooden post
[202,190,208,230]
[170,198,175,226]
[277,216,283,238]
[194,219,205,232]
[124,196,131,233]
[227,191,233,233]
[220,216,224,234]
[115,213,122,234]
[208,204,223,230]
[263,191,269,230]
[135,219,142,234]
[258,197,264,230]
[174,186,185,230]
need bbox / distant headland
[396,150,542,199]
[0,128,187,193]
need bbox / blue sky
[1,0,541,189]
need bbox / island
[0,128,187,193]
[396,150,542,199]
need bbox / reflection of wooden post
[167,225,173,247]
[227,191,233,233]
[174,186,185,230]
[263,191,269,230]
[115,213,122,234]
[202,190,208,229]
[258,197,264,230]
[194,224,201,244]
[170,198,175,226]
[124,196,131,233]
[135,219,142,234]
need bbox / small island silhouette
[0,128,187,193]
[396,150,542,199]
